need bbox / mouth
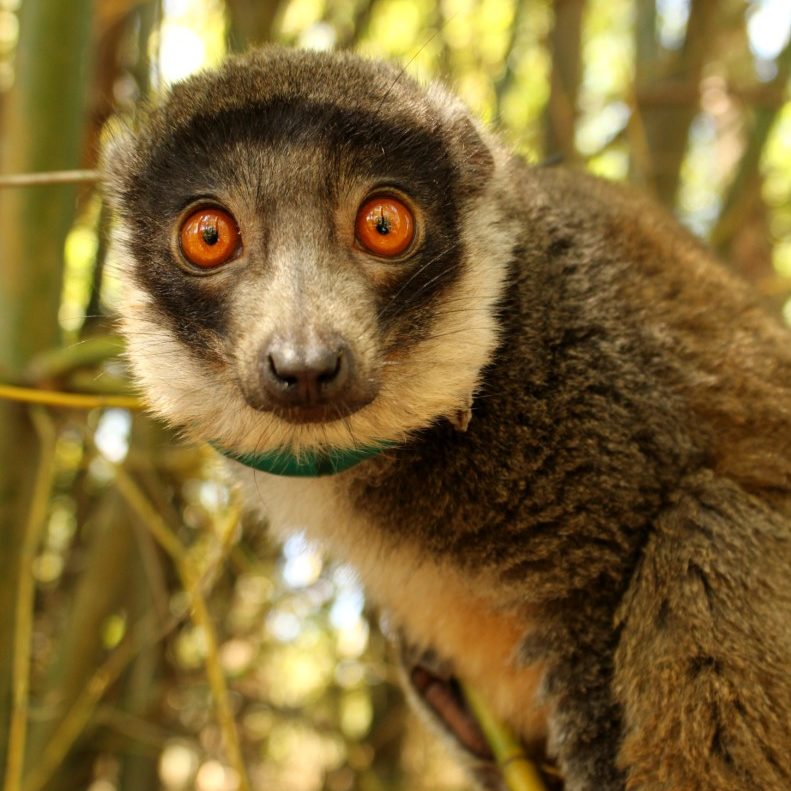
[269,401,369,425]
[239,384,377,425]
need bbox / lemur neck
[214,442,395,477]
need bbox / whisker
[375,28,442,113]
[375,242,458,321]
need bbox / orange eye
[179,207,241,269]
[355,196,415,258]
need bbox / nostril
[317,352,343,385]
[268,353,298,387]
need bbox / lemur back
[104,47,791,791]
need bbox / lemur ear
[99,118,138,212]
[453,115,496,193]
[426,82,495,194]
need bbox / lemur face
[106,48,515,453]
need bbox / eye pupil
[375,215,390,235]
[202,225,219,245]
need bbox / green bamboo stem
[0,0,94,768]
[0,383,142,411]
[3,409,57,791]
[461,683,548,791]
[493,0,530,119]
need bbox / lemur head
[104,47,517,455]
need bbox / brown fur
[105,47,791,791]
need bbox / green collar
[214,442,394,477]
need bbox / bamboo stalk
[3,408,57,791]
[114,468,251,791]
[544,0,587,162]
[0,384,143,411]
[0,170,100,188]
[493,0,529,119]
[461,683,547,791]
[0,1,95,768]
[21,488,239,791]
[711,33,791,251]
[23,613,162,791]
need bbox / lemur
[103,47,791,791]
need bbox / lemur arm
[614,471,791,791]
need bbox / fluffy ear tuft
[99,118,138,211]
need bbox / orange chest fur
[366,553,549,743]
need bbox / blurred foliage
[0,0,789,789]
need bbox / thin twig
[461,682,548,791]
[4,408,58,791]
[0,170,101,188]
[0,383,143,411]
[114,468,251,791]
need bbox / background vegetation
[0,0,789,789]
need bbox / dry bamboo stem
[0,170,100,188]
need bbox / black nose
[260,336,352,407]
